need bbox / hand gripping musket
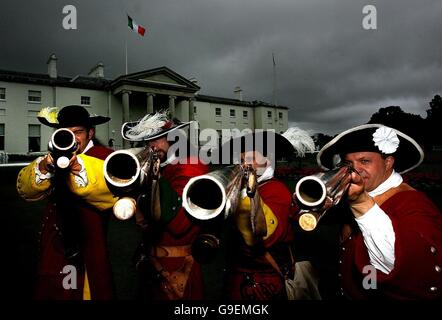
[103,147,160,220]
[294,163,354,231]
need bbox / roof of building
[0,69,109,90]
[0,68,289,109]
[195,94,289,109]
[110,66,200,93]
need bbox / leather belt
[150,245,192,258]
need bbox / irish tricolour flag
[127,15,146,36]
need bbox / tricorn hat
[317,124,424,174]
[37,105,110,128]
[121,110,191,142]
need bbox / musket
[294,163,354,231]
[182,164,266,237]
[48,128,78,169]
[103,147,160,221]
[46,128,82,264]
[182,163,268,262]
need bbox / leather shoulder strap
[373,183,415,206]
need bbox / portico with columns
[111,67,200,124]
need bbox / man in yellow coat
[17,105,116,300]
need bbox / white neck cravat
[368,170,403,197]
[82,140,94,154]
[257,165,274,183]
[160,153,178,167]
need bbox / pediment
[137,73,180,85]
[123,66,199,90]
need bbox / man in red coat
[220,130,302,300]
[17,105,114,300]
[317,124,442,299]
[121,111,208,300]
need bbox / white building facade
[0,55,289,154]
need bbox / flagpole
[272,53,277,106]
[272,53,278,125]
[125,39,128,75]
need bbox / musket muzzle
[103,147,150,194]
[49,128,77,169]
[295,164,353,230]
[182,165,243,220]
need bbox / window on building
[243,110,248,118]
[0,88,5,100]
[267,111,272,118]
[28,124,41,152]
[279,112,283,119]
[215,108,221,116]
[28,90,41,103]
[0,124,4,150]
[230,109,236,117]
[194,106,197,113]
[81,96,91,106]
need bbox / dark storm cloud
[1,0,441,134]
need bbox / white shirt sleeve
[355,203,396,274]
[35,156,54,184]
[73,156,88,187]
[35,155,88,188]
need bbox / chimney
[47,53,57,78]
[88,62,104,78]
[234,86,243,101]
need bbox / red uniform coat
[148,156,209,300]
[340,190,442,299]
[226,178,295,300]
[33,145,114,300]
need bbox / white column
[122,90,131,123]
[180,99,189,122]
[122,90,131,149]
[147,93,155,114]
[188,98,195,121]
[169,95,176,118]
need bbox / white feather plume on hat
[282,127,316,157]
[124,111,169,141]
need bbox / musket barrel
[294,165,353,230]
[49,128,77,169]
[103,147,147,194]
[295,175,327,208]
[183,165,243,220]
[51,128,76,150]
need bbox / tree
[368,106,429,149]
[313,133,333,150]
[426,95,442,120]
[426,95,442,147]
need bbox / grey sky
[1,0,441,135]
